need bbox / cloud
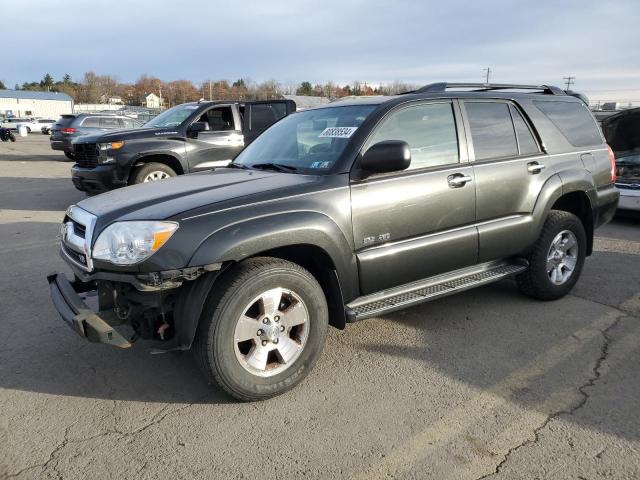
[3,0,639,101]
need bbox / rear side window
[367,102,459,170]
[510,105,540,155]
[81,117,101,128]
[249,103,287,130]
[465,102,518,160]
[534,100,602,147]
[100,117,123,129]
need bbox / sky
[3,0,639,103]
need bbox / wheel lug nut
[280,326,285,332]
[257,329,263,336]
[274,315,280,322]
[273,338,279,344]
[262,318,269,324]
[261,340,267,346]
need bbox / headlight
[92,221,178,265]
[98,141,124,151]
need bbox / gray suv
[48,82,619,401]
[49,113,142,160]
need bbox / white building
[0,89,73,118]
[142,93,163,109]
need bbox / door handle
[527,162,546,174]
[447,174,473,188]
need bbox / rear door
[185,104,244,171]
[462,100,550,261]
[350,100,478,294]
[242,100,296,145]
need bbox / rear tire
[194,257,328,401]
[516,210,586,300]
[131,162,177,184]
[64,151,74,160]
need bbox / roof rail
[413,82,566,95]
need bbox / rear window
[510,105,540,155]
[465,102,518,160]
[534,100,602,147]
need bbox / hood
[77,168,323,226]
[75,126,179,143]
[601,107,640,158]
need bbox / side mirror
[187,122,207,137]
[360,140,411,174]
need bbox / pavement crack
[476,314,623,480]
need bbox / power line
[563,76,575,90]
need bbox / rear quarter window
[534,100,602,147]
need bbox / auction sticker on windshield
[319,127,358,138]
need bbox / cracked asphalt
[1,136,639,479]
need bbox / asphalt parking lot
[1,135,639,480]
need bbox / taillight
[606,144,616,183]
[61,127,76,134]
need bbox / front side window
[466,102,518,160]
[234,105,376,173]
[198,107,235,131]
[365,102,459,170]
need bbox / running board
[345,260,528,321]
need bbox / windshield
[144,104,200,128]
[234,105,376,173]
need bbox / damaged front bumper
[47,273,131,348]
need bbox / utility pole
[563,76,575,90]
[483,67,491,84]
[209,80,212,101]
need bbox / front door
[185,105,244,171]
[351,100,478,295]
[242,100,296,145]
[462,100,553,262]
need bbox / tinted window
[534,100,602,147]
[367,102,459,170]
[510,105,539,155]
[466,102,518,160]
[100,117,123,129]
[81,117,101,128]
[250,103,287,130]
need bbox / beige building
[0,89,73,118]
[142,93,163,109]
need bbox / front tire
[131,162,176,184]
[517,210,586,300]
[194,257,329,401]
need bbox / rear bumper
[71,164,127,193]
[594,186,619,228]
[47,273,131,348]
[617,188,640,211]
[50,138,65,150]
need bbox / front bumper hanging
[47,273,131,348]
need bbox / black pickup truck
[70,99,296,193]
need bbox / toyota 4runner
[48,82,619,401]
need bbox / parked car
[48,82,618,401]
[49,113,143,160]
[1,117,33,130]
[69,100,296,193]
[600,107,640,211]
[14,118,57,134]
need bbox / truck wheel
[64,151,74,160]
[132,163,176,184]
[516,210,586,301]
[194,257,328,401]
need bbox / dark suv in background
[49,113,143,160]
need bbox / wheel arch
[550,189,595,256]
[131,153,185,181]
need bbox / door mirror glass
[360,140,411,174]
[187,121,207,137]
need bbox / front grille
[62,242,88,267]
[74,142,100,168]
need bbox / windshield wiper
[227,162,250,170]
[250,163,297,172]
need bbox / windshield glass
[234,105,376,173]
[144,104,200,128]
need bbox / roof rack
[413,82,565,95]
